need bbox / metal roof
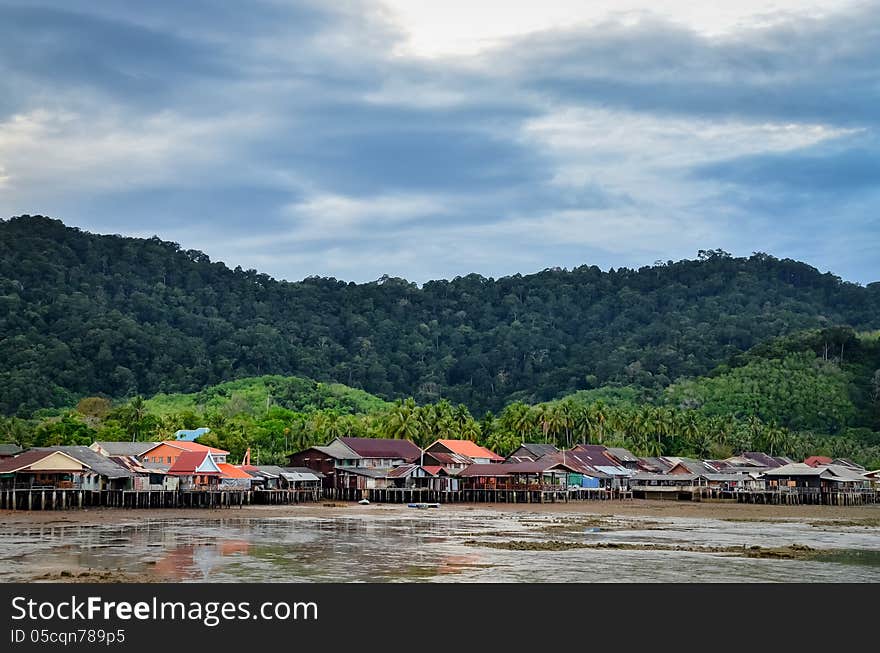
[516,443,560,458]
[424,451,473,466]
[279,471,320,482]
[308,441,362,460]
[762,463,825,477]
[459,461,577,477]
[632,472,699,482]
[157,440,228,455]
[593,465,633,477]
[283,466,326,479]
[91,441,156,457]
[385,464,452,478]
[36,446,133,478]
[109,455,167,475]
[335,466,391,478]
[173,427,210,442]
[0,444,23,456]
[338,437,422,462]
[167,451,222,475]
[0,449,77,473]
[667,458,719,475]
[831,458,866,471]
[564,445,629,474]
[821,464,871,482]
[741,452,784,468]
[218,463,253,480]
[386,464,418,478]
[637,457,674,473]
[606,447,639,463]
[427,439,504,462]
[501,461,570,474]
[458,464,512,477]
[702,473,753,482]
[251,465,285,477]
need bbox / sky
[0,0,878,284]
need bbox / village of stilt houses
[1,433,877,512]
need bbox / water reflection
[0,510,877,583]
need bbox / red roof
[338,437,422,462]
[218,463,253,479]
[167,451,220,475]
[159,440,228,455]
[429,439,504,462]
[421,466,443,476]
[804,456,833,468]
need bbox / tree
[382,398,420,444]
[76,396,112,420]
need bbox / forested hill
[2,214,879,416]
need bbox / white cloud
[0,106,284,203]
[269,192,449,242]
[379,0,853,57]
[516,107,857,215]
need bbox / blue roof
[174,427,211,442]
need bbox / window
[167,456,172,463]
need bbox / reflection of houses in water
[152,540,250,580]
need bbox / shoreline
[2,499,880,526]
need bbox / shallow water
[1,509,878,582]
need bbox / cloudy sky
[1,1,878,284]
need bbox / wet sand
[2,499,879,526]
[1,500,879,583]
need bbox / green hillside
[2,215,879,417]
[2,327,878,468]
[145,375,390,417]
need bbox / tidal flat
[1,501,878,583]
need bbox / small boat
[407,502,440,509]
[358,499,370,505]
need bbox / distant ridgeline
[1,215,879,417]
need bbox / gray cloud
[696,136,880,192]
[0,1,878,285]
[496,7,880,127]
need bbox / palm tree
[544,404,566,448]
[120,396,148,442]
[588,402,607,444]
[384,398,420,444]
[557,400,576,448]
[656,407,674,451]
[572,404,592,445]
[453,403,472,431]
[460,419,481,443]
[681,412,700,446]
[764,423,788,457]
[746,415,764,450]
